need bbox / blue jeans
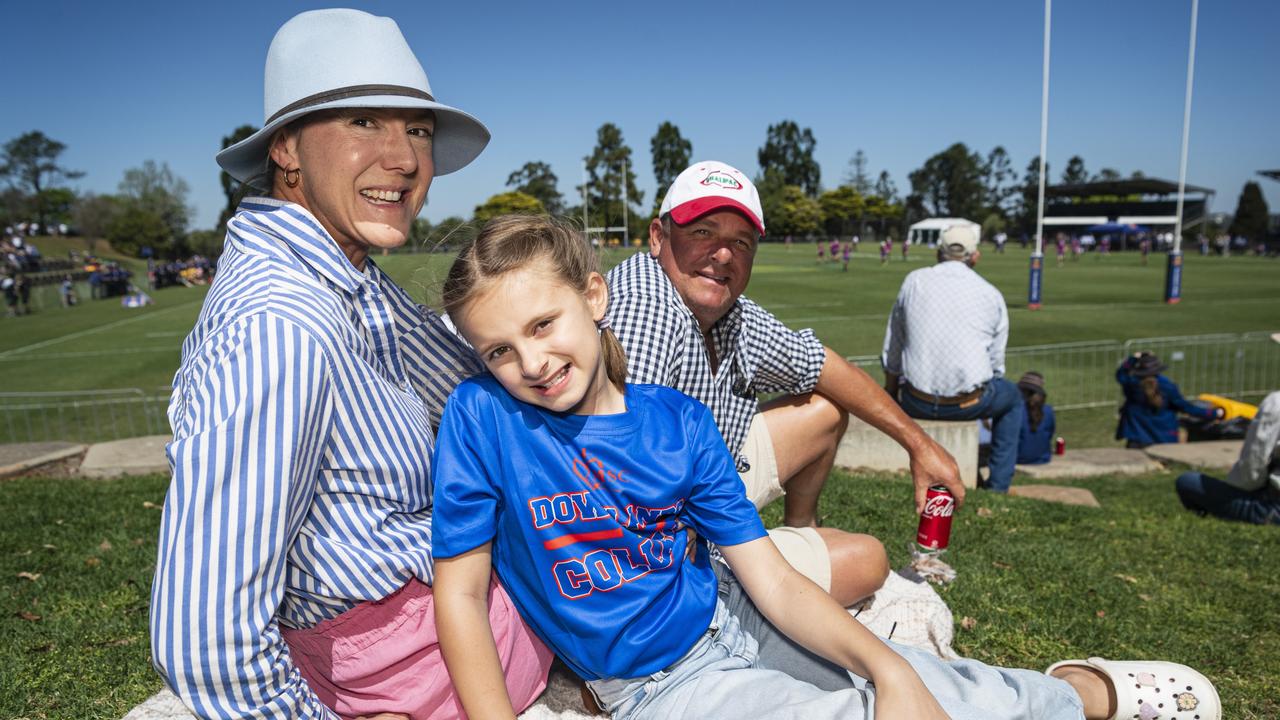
[1175,471,1280,525]
[899,378,1023,492]
[586,572,1083,720]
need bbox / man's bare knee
[817,529,889,606]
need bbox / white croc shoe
[1045,657,1221,720]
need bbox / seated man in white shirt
[1176,391,1280,525]
[882,224,1023,492]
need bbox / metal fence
[853,330,1278,411]
[1,332,1276,444]
[0,388,170,445]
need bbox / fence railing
[852,331,1278,411]
[0,388,169,445]
[1,332,1275,444]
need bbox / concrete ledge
[1016,447,1161,479]
[1143,440,1242,471]
[80,435,171,479]
[0,442,87,479]
[835,416,978,488]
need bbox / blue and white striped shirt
[150,197,480,719]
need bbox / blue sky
[2,0,1276,230]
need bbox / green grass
[4,469,1276,718]
[1,241,1276,445]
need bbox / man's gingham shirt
[151,197,481,719]
[880,260,1008,397]
[606,252,826,471]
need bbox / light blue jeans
[586,590,1083,720]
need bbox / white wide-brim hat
[216,8,490,185]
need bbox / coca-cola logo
[922,495,955,518]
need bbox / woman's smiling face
[271,107,435,267]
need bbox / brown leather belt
[906,384,985,408]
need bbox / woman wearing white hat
[150,10,551,719]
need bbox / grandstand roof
[1259,170,1280,183]
[1046,177,1213,198]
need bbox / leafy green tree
[1228,181,1269,242]
[758,121,820,196]
[218,124,258,228]
[506,161,564,215]
[106,205,169,257]
[1093,168,1122,182]
[1017,156,1048,234]
[1061,155,1089,185]
[650,121,692,209]
[37,187,77,226]
[71,193,121,242]
[431,215,475,250]
[0,130,85,230]
[845,150,872,196]
[474,191,545,226]
[771,185,822,238]
[579,123,643,236]
[186,228,227,258]
[118,160,192,250]
[982,146,1015,216]
[819,186,864,237]
[874,171,899,204]
[908,142,985,219]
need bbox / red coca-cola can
[916,485,955,550]
[1055,436,1066,455]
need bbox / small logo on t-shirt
[700,171,742,191]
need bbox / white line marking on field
[0,301,201,359]
[0,347,176,362]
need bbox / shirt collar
[238,196,368,294]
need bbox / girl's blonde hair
[442,214,628,393]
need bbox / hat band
[266,84,436,125]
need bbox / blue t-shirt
[431,377,768,681]
[1016,402,1055,465]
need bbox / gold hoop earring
[284,168,301,188]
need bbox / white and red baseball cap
[658,161,765,236]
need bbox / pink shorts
[282,576,553,720]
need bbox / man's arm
[815,347,965,512]
[880,293,906,396]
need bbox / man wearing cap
[607,161,963,605]
[881,224,1022,492]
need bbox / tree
[1228,181,1269,242]
[118,160,193,250]
[71,193,122,242]
[650,121,692,209]
[982,146,1016,216]
[473,191,545,226]
[757,121,820,196]
[1061,155,1089,185]
[907,142,985,219]
[874,171,899,204]
[579,123,643,238]
[218,124,258,229]
[506,161,564,215]
[1017,156,1049,235]
[0,131,85,230]
[819,186,864,237]
[1094,168,1122,182]
[845,150,872,196]
[106,205,169,257]
[770,185,822,238]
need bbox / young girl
[431,215,1220,720]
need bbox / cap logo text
[700,171,742,191]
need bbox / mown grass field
[3,468,1277,719]
[2,238,1276,446]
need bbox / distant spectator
[1115,352,1220,448]
[60,275,78,307]
[2,274,16,317]
[14,274,31,315]
[1176,391,1280,525]
[1015,371,1055,465]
